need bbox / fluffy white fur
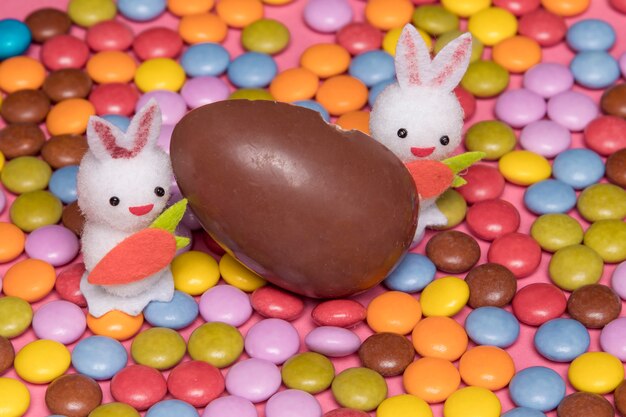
[77,99,175,317]
[369,25,473,244]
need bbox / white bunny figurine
[77,100,176,317]
[369,24,473,245]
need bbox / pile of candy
[1,0,626,416]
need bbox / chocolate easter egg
[171,100,418,298]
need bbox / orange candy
[216,0,264,28]
[300,44,351,79]
[492,36,542,73]
[179,13,228,44]
[46,98,96,136]
[0,222,25,263]
[403,357,461,403]
[366,291,422,334]
[316,75,368,116]
[459,345,516,391]
[335,111,370,135]
[3,259,56,302]
[0,56,46,93]
[541,0,590,16]
[87,310,145,341]
[86,51,137,83]
[365,0,414,30]
[168,0,214,16]
[269,68,319,102]
[411,316,468,361]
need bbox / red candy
[454,86,476,121]
[336,22,383,56]
[55,262,87,307]
[457,164,505,204]
[167,360,225,407]
[488,232,542,278]
[41,34,90,70]
[110,365,167,410]
[518,8,567,47]
[133,28,184,61]
[86,20,134,52]
[583,115,626,156]
[89,83,140,116]
[251,286,305,321]
[466,199,520,241]
[201,232,226,256]
[324,409,370,417]
[312,299,366,328]
[493,0,541,15]
[512,283,567,326]
[611,0,626,13]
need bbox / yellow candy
[467,7,517,46]
[0,378,30,417]
[568,352,624,394]
[378,394,433,417]
[384,27,432,55]
[134,58,186,92]
[88,402,140,417]
[14,340,71,384]
[420,277,469,317]
[442,0,491,17]
[443,386,501,417]
[0,150,4,172]
[499,150,551,186]
[171,250,220,296]
[219,253,267,292]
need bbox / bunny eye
[109,197,120,206]
[397,128,408,139]
[440,135,450,146]
[154,187,165,197]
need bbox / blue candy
[49,165,79,204]
[368,78,396,107]
[509,366,566,412]
[502,407,547,417]
[566,19,616,51]
[465,306,520,348]
[228,52,278,88]
[117,0,167,21]
[523,179,576,215]
[384,253,436,293]
[534,318,590,362]
[570,51,620,89]
[102,114,131,132]
[553,148,605,189]
[72,336,128,380]
[0,19,31,59]
[146,400,199,417]
[349,50,396,87]
[181,43,230,77]
[293,100,330,122]
[144,290,199,329]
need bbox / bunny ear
[124,98,162,156]
[395,24,432,89]
[428,32,473,92]
[86,115,127,161]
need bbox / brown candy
[607,148,626,188]
[0,124,46,159]
[358,332,415,377]
[465,263,517,308]
[41,134,88,169]
[614,380,626,416]
[62,201,85,236]
[601,83,626,118]
[25,8,72,43]
[426,230,481,273]
[43,69,93,103]
[557,392,614,417]
[45,374,102,417]
[171,100,419,298]
[0,336,15,374]
[1,89,51,124]
[567,284,622,329]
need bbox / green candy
[531,214,584,253]
[67,0,117,27]
[434,189,467,229]
[434,30,483,63]
[230,89,275,101]
[282,352,335,394]
[549,244,604,291]
[131,327,186,370]
[0,297,33,338]
[187,322,243,368]
[461,60,509,98]
[464,120,516,160]
[412,6,459,36]
[584,219,626,263]
[577,183,626,222]
[331,367,388,411]
[1,156,52,194]
[242,19,290,55]
[10,190,63,232]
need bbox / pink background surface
[0,0,624,416]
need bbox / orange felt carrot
[405,159,454,199]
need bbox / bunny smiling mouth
[129,204,154,216]
[411,147,435,157]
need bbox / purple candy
[175,223,192,255]
[0,188,5,214]
[494,89,547,128]
[620,52,626,78]
[303,0,353,33]
[600,317,626,361]
[547,90,599,132]
[24,225,80,266]
[180,76,230,109]
[519,120,572,158]
[136,90,187,125]
[245,318,299,364]
[266,390,322,417]
[199,285,252,327]
[168,185,202,230]
[225,358,281,403]
[202,395,258,417]
[304,326,361,357]
[523,63,574,98]
[32,300,86,344]
[157,124,174,153]
[611,261,626,299]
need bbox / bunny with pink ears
[77,100,176,317]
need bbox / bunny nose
[411,147,435,157]
[129,204,154,216]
